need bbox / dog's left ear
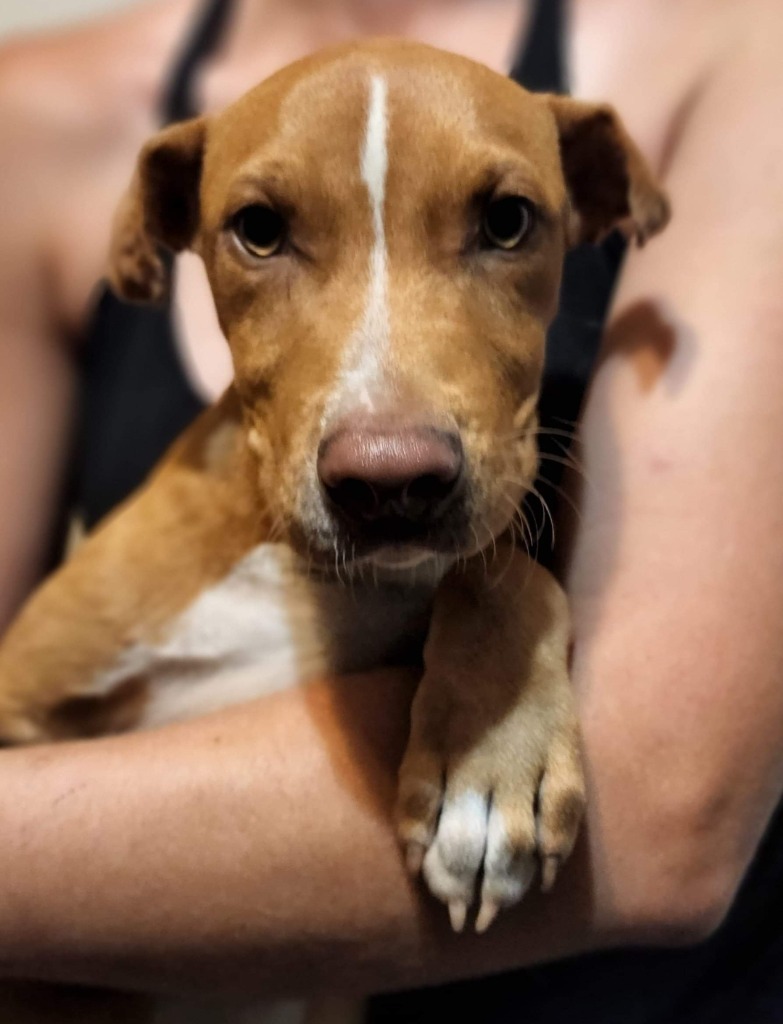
[108,116,206,303]
[546,96,670,247]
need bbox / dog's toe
[476,789,538,931]
[421,789,489,930]
[536,729,586,891]
[396,748,443,873]
[414,780,541,933]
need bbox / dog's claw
[475,899,499,934]
[541,854,561,893]
[448,899,468,933]
[405,842,425,876]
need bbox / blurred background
[0,0,135,38]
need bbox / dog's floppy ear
[108,116,206,303]
[546,96,670,247]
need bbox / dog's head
[109,40,668,572]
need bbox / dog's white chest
[95,543,432,728]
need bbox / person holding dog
[0,1,782,1021]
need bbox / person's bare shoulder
[0,0,198,336]
[0,0,197,143]
[575,0,783,171]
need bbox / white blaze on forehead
[325,74,391,420]
[362,75,389,220]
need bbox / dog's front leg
[396,545,585,932]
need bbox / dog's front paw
[396,671,585,932]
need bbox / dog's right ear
[108,116,206,303]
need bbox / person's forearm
[0,667,609,996]
[0,603,767,1002]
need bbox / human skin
[0,0,783,997]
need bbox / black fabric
[515,0,627,566]
[511,0,566,93]
[160,0,233,123]
[73,1,231,527]
[74,292,204,523]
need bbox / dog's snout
[318,424,463,525]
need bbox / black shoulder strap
[510,0,568,94]
[161,0,566,125]
[159,0,235,125]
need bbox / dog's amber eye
[232,205,285,258]
[483,196,533,250]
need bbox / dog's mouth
[352,542,447,573]
[292,473,522,579]
[322,505,471,572]
[329,467,475,562]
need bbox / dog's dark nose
[318,424,463,524]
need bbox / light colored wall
[0,0,139,39]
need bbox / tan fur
[397,545,584,922]
[0,390,265,741]
[0,38,668,1016]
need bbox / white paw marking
[421,790,537,933]
[423,790,488,932]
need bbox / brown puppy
[0,40,668,944]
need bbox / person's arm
[0,56,80,631]
[2,15,783,999]
[0,669,596,995]
[564,5,783,940]
[0,6,195,630]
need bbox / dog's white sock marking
[418,785,539,932]
[325,75,390,419]
[478,800,536,932]
[422,788,489,931]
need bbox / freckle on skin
[647,453,673,474]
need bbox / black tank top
[73,3,783,1021]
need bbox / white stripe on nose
[324,74,391,421]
